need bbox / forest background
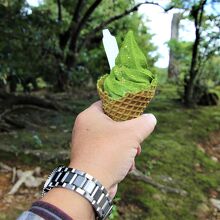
[0,0,220,219]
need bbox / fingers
[122,113,157,142]
[109,184,118,199]
[90,100,103,112]
[136,145,141,156]
[89,101,113,120]
[86,101,104,115]
[88,102,156,142]
[129,161,136,172]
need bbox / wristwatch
[42,166,113,220]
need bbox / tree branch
[64,0,103,67]
[59,0,85,49]
[198,0,207,27]
[73,0,84,22]
[92,1,167,34]
[68,0,103,54]
[75,0,103,36]
[79,1,171,51]
[57,0,62,22]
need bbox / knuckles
[75,111,87,126]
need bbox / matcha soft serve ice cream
[104,31,156,100]
[97,30,157,121]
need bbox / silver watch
[42,166,113,220]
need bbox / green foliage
[0,1,60,88]
[73,1,158,84]
[0,0,158,90]
[168,0,220,105]
[167,39,193,78]
[168,40,192,66]
[109,197,121,219]
[202,56,220,86]
[153,67,167,85]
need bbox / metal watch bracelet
[42,166,113,220]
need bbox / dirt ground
[0,163,46,219]
[199,131,220,162]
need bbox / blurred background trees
[0,0,158,92]
[167,0,220,106]
[0,0,219,105]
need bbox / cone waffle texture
[97,75,156,121]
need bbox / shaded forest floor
[0,84,220,220]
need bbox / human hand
[69,101,156,198]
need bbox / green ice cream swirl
[104,30,156,100]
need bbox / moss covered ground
[0,84,220,219]
[116,84,220,219]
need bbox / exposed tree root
[0,105,55,120]
[0,92,74,112]
[0,145,70,162]
[130,169,187,196]
[0,162,12,172]
[0,92,76,131]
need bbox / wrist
[41,187,95,220]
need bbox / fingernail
[143,113,157,126]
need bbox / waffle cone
[97,75,156,121]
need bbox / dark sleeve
[17,201,73,220]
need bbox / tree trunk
[184,76,196,107]
[7,75,18,93]
[184,0,207,107]
[56,68,68,91]
[185,25,200,105]
[168,13,181,80]
[0,80,7,93]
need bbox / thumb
[122,114,157,143]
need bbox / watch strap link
[43,166,112,220]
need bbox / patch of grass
[116,84,220,220]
